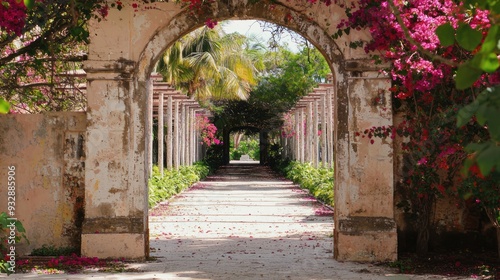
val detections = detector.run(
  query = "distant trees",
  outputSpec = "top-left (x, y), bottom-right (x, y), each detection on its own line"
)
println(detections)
top-left (213, 43), bottom-right (330, 134)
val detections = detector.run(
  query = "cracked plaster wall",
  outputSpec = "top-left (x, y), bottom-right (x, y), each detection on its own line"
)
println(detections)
top-left (0, 113), bottom-right (86, 255)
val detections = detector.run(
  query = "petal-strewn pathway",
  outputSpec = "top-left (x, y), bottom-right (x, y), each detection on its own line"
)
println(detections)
top-left (146, 163), bottom-right (387, 279)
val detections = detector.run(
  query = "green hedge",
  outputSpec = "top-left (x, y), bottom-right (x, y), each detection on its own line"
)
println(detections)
top-left (282, 161), bottom-right (334, 206)
top-left (148, 162), bottom-right (210, 208)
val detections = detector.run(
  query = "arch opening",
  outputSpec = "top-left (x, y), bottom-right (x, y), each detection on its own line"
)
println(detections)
top-left (227, 126), bottom-right (261, 164)
top-left (83, 0), bottom-right (396, 262)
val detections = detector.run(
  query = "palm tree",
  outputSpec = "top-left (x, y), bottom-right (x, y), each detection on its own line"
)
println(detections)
top-left (157, 25), bottom-right (258, 101)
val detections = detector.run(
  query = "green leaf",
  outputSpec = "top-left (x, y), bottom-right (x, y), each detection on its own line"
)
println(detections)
top-left (475, 141), bottom-right (500, 175)
top-left (15, 220), bottom-right (26, 233)
top-left (476, 52), bottom-right (500, 73)
top-left (455, 63), bottom-right (483, 89)
top-left (464, 142), bottom-right (489, 154)
top-left (477, 86), bottom-right (497, 102)
top-left (456, 23), bottom-right (483, 51)
top-left (477, 87), bottom-right (500, 140)
top-left (436, 23), bottom-right (455, 47)
top-left (479, 25), bottom-right (500, 54)
top-left (457, 101), bottom-right (479, 127)
top-left (465, 87), bottom-right (500, 137)
top-left (70, 26), bottom-right (83, 37)
top-left (475, 100), bottom-right (489, 125)
top-left (23, 0), bottom-right (34, 9)
top-left (0, 98), bottom-right (10, 114)
top-left (488, 112), bottom-right (500, 140)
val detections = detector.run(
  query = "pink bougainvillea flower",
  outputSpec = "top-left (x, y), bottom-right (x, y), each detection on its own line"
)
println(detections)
top-left (205, 18), bottom-right (217, 29)
top-left (417, 157), bottom-right (428, 165)
top-left (0, 0), bottom-right (27, 35)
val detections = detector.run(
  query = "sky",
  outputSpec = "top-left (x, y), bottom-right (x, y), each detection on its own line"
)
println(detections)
top-left (220, 20), bottom-right (300, 52)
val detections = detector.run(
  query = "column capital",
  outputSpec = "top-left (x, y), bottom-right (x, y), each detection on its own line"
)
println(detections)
top-left (344, 59), bottom-right (390, 73)
top-left (83, 59), bottom-right (136, 80)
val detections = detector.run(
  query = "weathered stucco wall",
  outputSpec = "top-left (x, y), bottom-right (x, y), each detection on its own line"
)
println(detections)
top-left (0, 113), bottom-right (86, 255)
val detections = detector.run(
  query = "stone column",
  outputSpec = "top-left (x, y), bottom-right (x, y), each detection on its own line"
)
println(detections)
top-left (158, 92), bottom-right (164, 175)
top-left (283, 136), bottom-right (288, 159)
top-left (191, 108), bottom-right (199, 164)
top-left (333, 61), bottom-right (396, 262)
top-left (174, 100), bottom-right (180, 170)
top-left (299, 109), bottom-right (305, 162)
top-left (180, 104), bottom-right (186, 166)
top-left (327, 88), bottom-right (334, 168)
top-left (188, 108), bottom-right (195, 165)
top-left (312, 99), bottom-right (319, 167)
top-left (184, 105), bottom-right (191, 165)
top-left (306, 102), bottom-right (313, 163)
top-left (147, 80), bottom-right (153, 176)
top-left (294, 110), bottom-right (300, 161)
top-left (82, 62), bottom-right (148, 259)
top-left (185, 106), bottom-right (191, 165)
top-left (192, 110), bottom-right (198, 163)
top-left (166, 95), bottom-right (173, 170)
top-left (321, 94), bottom-right (327, 167)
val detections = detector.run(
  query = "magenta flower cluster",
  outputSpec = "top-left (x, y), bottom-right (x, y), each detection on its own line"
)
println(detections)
top-left (195, 114), bottom-right (222, 146)
top-left (338, 0), bottom-right (490, 100)
top-left (339, 0), bottom-right (500, 206)
top-left (0, 0), bottom-right (27, 36)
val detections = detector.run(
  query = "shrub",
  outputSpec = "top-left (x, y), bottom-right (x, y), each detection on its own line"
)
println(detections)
top-left (30, 245), bottom-right (77, 256)
top-left (204, 144), bottom-right (224, 170)
top-left (148, 162), bottom-right (211, 208)
top-left (282, 161), bottom-right (334, 206)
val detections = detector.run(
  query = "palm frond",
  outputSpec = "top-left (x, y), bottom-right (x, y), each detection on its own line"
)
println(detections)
top-left (158, 24), bottom-right (258, 101)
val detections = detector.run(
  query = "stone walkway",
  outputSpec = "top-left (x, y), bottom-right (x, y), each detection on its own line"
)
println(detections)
top-left (7, 163), bottom-right (474, 279)
top-left (148, 163), bottom-right (342, 279)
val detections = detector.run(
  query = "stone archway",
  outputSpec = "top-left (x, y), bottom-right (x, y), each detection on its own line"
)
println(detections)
top-left (82, 0), bottom-right (396, 262)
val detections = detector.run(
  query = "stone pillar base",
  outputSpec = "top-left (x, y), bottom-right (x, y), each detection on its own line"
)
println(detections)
top-left (334, 231), bottom-right (397, 262)
top-left (81, 233), bottom-right (147, 259)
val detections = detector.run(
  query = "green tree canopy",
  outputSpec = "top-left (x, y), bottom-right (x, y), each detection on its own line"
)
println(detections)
top-left (214, 45), bottom-right (330, 131)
